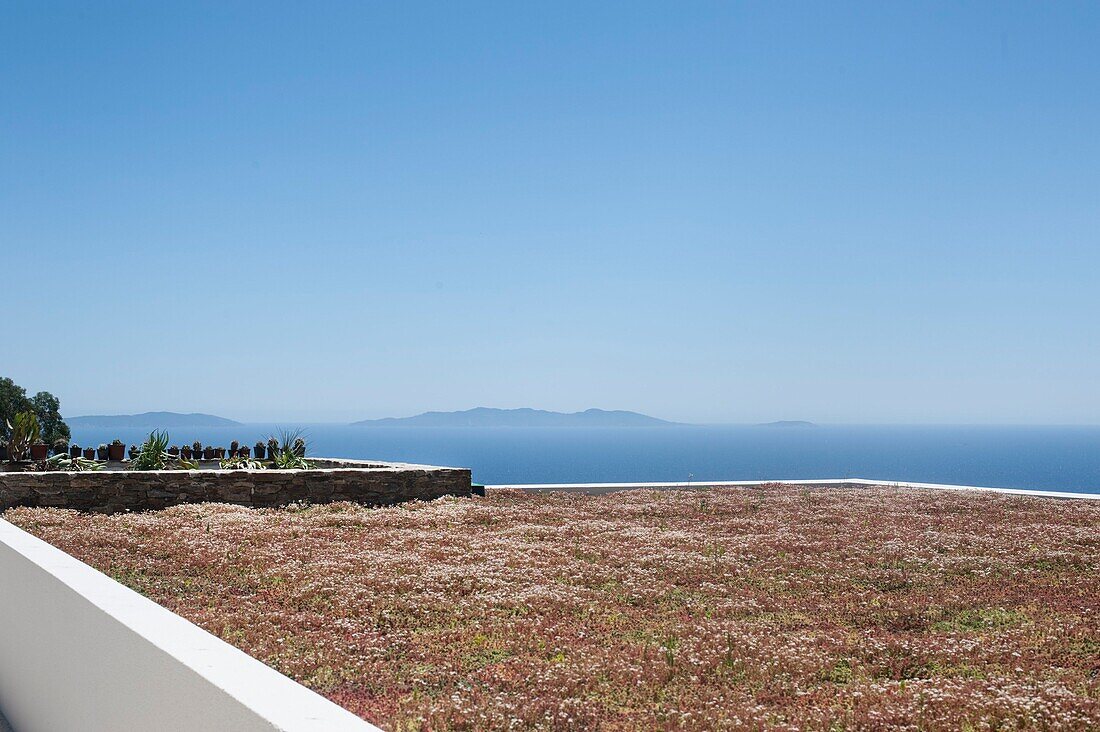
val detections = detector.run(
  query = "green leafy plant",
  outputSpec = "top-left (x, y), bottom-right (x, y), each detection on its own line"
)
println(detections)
top-left (5, 411), bottom-right (40, 462)
top-left (128, 431), bottom-right (168, 470)
top-left (45, 453), bottom-right (104, 472)
top-left (220, 455), bottom-right (265, 470)
top-left (129, 430), bottom-right (198, 471)
top-left (268, 429), bottom-right (313, 469)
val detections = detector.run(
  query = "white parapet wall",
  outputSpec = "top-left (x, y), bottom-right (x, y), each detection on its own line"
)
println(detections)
top-left (488, 477), bottom-right (1100, 500)
top-left (0, 518), bottom-right (381, 732)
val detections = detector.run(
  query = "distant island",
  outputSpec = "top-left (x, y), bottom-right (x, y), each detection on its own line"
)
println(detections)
top-left (351, 407), bottom-right (676, 428)
top-left (66, 412), bottom-right (242, 429)
top-left (756, 420), bottom-right (816, 428)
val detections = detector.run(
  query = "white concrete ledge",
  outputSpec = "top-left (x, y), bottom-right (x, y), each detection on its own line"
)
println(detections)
top-left (487, 478), bottom-right (1100, 500)
top-left (0, 518), bottom-right (381, 732)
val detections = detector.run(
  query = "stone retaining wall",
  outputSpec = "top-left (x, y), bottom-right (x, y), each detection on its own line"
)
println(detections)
top-left (0, 458), bottom-right (471, 513)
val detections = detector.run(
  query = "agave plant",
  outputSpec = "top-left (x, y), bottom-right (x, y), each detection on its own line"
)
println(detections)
top-left (5, 411), bottom-right (40, 462)
top-left (268, 429), bottom-right (313, 469)
top-left (129, 430), bottom-right (199, 471)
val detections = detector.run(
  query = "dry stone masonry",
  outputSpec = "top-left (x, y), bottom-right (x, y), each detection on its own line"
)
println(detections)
top-left (0, 458), bottom-right (471, 513)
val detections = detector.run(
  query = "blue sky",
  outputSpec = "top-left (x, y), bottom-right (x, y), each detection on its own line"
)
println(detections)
top-left (3, 1), bottom-right (1098, 423)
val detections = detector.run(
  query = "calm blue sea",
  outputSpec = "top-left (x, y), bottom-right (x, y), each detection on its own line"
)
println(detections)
top-left (68, 424), bottom-right (1100, 495)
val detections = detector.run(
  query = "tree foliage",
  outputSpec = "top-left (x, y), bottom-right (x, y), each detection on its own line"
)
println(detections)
top-left (0, 377), bottom-right (29, 435)
top-left (31, 390), bottom-right (70, 444)
top-left (0, 376), bottom-right (70, 444)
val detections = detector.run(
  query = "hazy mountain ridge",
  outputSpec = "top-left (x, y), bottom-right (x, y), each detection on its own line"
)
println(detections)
top-left (66, 411), bottom-right (242, 428)
top-left (351, 407), bottom-right (676, 428)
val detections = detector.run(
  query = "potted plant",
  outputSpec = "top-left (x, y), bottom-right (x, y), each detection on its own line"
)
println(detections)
top-left (267, 437), bottom-right (279, 460)
top-left (52, 438), bottom-right (70, 457)
top-left (96, 443), bottom-right (109, 460)
top-left (192, 441), bottom-right (203, 459)
top-left (70, 443), bottom-right (81, 458)
top-left (202, 445), bottom-right (216, 460)
top-left (213, 446), bottom-right (226, 459)
top-left (129, 444), bottom-right (139, 459)
top-left (83, 446), bottom-right (96, 460)
top-left (168, 445), bottom-right (180, 457)
top-left (0, 439), bottom-right (7, 462)
top-left (29, 442), bottom-right (48, 460)
top-left (180, 445), bottom-right (192, 459)
top-left (108, 439), bottom-right (126, 461)
top-left (230, 440), bottom-right (240, 457)
top-left (239, 445), bottom-right (251, 458)
top-left (254, 441), bottom-right (266, 460)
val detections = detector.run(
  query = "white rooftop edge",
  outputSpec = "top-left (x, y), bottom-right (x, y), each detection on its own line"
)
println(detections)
top-left (0, 518), bottom-right (381, 732)
top-left (488, 477), bottom-right (1100, 500)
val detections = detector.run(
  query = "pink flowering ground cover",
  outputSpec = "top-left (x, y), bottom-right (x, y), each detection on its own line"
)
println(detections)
top-left (6, 485), bottom-right (1100, 730)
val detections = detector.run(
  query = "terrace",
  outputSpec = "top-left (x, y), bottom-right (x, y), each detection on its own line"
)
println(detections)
top-left (3, 481), bottom-right (1099, 730)
top-left (0, 432), bottom-right (472, 513)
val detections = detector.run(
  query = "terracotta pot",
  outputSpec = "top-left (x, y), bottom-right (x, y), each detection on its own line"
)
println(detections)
top-left (203, 448), bottom-right (215, 460)
top-left (70, 445), bottom-right (81, 458)
top-left (181, 447), bottom-right (192, 459)
top-left (214, 447), bottom-right (226, 459)
top-left (83, 448), bottom-right (96, 460)
top-left (108, 443), bottom-right (126, 461)
top-left (30, 443), bottom-right (49, 461)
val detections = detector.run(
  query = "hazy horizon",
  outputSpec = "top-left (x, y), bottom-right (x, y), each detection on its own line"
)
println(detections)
top-left (60, 405), bottom-right (1100, 428)
top-left (5, 2), bottom-right (1098, 425)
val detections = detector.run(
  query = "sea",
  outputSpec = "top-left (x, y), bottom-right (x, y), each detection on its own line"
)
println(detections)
top-left (67, 424), bottom-right (1100, 495)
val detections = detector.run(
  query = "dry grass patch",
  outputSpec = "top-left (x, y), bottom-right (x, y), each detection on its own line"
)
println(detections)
top-left (6, 485), bottom-right (1100, 730)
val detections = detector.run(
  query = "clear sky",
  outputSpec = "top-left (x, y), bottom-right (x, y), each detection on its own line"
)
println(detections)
top-left (3, 2), bottom-right (1098, 423)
